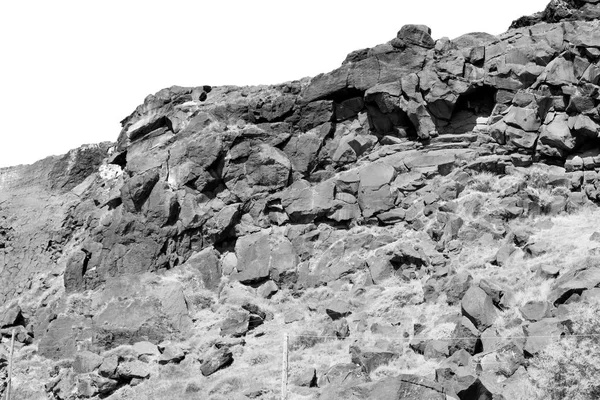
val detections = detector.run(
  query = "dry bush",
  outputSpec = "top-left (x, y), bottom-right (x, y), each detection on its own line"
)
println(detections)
top-left (524, 166), bottom-right (551, 189)
top-left (530, 299), bottom-right (600, 400)
top-left (468, 171), bottom-right (500, 193)
top-left (207, 376), bottom-right (244, 397)
top-left (289, 331), bottom-right (325, 351)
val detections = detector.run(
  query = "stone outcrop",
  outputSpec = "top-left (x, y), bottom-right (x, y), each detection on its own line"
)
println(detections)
top-left (4, 2), bottom-right (600, 399)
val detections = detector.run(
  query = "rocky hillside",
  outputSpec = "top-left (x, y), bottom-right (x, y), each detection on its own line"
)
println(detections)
top-left (3, 2), bottom-right (600, 399)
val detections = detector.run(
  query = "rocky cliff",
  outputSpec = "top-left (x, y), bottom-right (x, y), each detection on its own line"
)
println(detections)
top-left (2, 3), bottom-right (600, 399)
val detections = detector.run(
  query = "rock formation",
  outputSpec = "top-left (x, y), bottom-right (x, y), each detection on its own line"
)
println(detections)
top-left (2, 2), bottom-right (600, 399)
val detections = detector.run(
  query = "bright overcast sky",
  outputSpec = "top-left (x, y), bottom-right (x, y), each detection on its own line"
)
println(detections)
top-left (0, 0), bottom-right (549, 168)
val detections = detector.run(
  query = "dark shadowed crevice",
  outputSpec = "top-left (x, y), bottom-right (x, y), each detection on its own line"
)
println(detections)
top-left (109, 150), bottom-right (127, 169)
top-left (364, 100), bottom-right (418, 140)
top-left (440, 86), bottom-right (497, 135)
top-left (327, 87), bottom-right (365, 104)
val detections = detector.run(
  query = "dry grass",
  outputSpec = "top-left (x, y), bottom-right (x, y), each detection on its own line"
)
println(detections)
top-left (370, 350), bottom-right (441, 381)
top-left (529, 298), bottom-right (600, 400)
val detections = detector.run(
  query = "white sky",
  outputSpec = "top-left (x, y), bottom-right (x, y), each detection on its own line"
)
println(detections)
top-left (0, 0), bottom-right (549, 168)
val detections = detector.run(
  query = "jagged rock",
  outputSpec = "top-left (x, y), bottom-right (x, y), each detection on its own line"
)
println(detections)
top-left (397, 25), bottom-right (435, 48)
top-left (99, 355), bottom-right (119, 378)
top-left (504, 106), bottom-right (541, 132)
top-left (569, 114), bottom-right (599, 138)
top-left (524, 241), bottom-right (549, 257)
top-left (283, 123), bottom-right (331, 174)
top-left (443, 272), bottom-right (473, 305)
top-left (91, 375), bottom-right (119, 396)
top-left (548, 263), bottom-right (600, 305)
top-left (257, 280), bottom-right (279, 298)
top-left (281, 179), bottom-right (335, 222)
top-left (538, 112), bottom-right (575, 158)
top-left (505, 126), bottom-right (538, 150)
top-left (0, 304), bottom-right (22, 328)
top-left (233, 229), bottom-right (297, 284)
top-left (449, 316), bottom-right (480, 355)
top-left (292, 367), bottom-right (317, 387)
top-left (220, 309), bottom-right (250, 337)
top-left (50, 144), bottom-right (110, 191)
top-left (64, 250), bottom-right (91, 293)
top-left (158, 342), bottom-right (186, 365)
top-left (200, 347), bottom-right (233, 376)
top-left (116, 360), bottom-right (151, 380)
top-left (357, 162), bottom-right (396, 218)
top-left (73, 351), bottom-right (103, 374)
top-left (185, 247), bottom-right (222, 290)
top-left (223, 143), bottom-right (291, 201)
top-left (461, 286), bottom-right (498, 331)
top-left (120, 169), bottom-right (160, 212)
top-left (520, 300), bottom-right (551, 321)
top-left (479, 279), bottom-right (510, 309)
top-left (325, 299), bottom-right (352, 320)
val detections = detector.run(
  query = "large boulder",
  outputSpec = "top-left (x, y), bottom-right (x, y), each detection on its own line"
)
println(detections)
top-left (0, 304), bottom-right (23, 328)
top-left (91, 274), bottom-right (191, 349)
top-left (200, 347), bottom-right (234, 376)
top-left (281, 179), bottom-right (335, 222)
top-left (538, 112), bottom-right (576, 158)
top-left (233, 230), bottom-right (298, 284)
top-left (504, 106), bottom-right (541, 132)
top-left (548, 263), bottom-right (600, 305)
top-left (461, 286), bottom-right (498, 331)
top-left (184, 247), bottom-right (222, 290)
top-left (449, 316), bottom-right (480, 355)
top-left (357, 162), bottom-right (396, 218)
top-left (73, 351), bottom-right (104, 374)
top-left (396, 25), bottom-right (435, 49)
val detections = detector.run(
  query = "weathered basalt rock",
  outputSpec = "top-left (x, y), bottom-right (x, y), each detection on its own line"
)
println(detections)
top-left (6, 3), bottom-right (600, 399)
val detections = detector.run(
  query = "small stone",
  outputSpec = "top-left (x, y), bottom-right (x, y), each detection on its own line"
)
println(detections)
top-left (590, 232), bottom-right (600, 242)
top-left (116, 360), bottom-right (151, 379)
top-left (133, 341), bottom-right (160, 356)
top-left (292, 367), bottom-right (317, 387)
top-left (520, 301), bottom-right (550, 322)
top-left (325, 299), bottom-right (352, 320)
top-left (257, 280), bottom-right (278, 299)
top-left (159, 343), bottom-right (186, 365)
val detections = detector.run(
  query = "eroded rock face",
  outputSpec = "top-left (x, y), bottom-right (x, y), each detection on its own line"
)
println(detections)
top-left (5, 3), bottom-right (600, 399)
